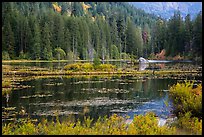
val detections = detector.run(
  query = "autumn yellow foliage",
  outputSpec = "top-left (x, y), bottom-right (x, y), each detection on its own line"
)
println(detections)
top-left (52, 3), bottom-right (61, 13)
top-left (82, 2), bottom-right (91, 12)
top-left (2, 113), bottom-right (176, 135)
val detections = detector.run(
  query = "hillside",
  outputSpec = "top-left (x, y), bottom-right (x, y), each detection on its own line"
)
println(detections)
top-left (2, 2), bottom-right (202, 61)
top-left (130, 2), bottom-right (202, 20)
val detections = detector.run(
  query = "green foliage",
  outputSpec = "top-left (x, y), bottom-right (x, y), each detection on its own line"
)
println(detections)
top-left (2, 2), bottom-right (202, 61)
top-left (64, 63), bottom-right (82, 72)
top-left (2, 80), bottom-right (11, 88)
top-left (176, 112), bottom-right (202, 135)
top-left (2, 19), bottom-right (15, 59)
top-left (41, 23), bottom-right (53, 60)
top-left (2, 51), bottom-right (11, 60)
top-left (128, 112), bottom-right (176, 135)
top-left (2, 113), bottom-right (177, 135)
top-left (2, 79), bottom-right (12, 96)
top-left (81, 63), bottom-right (94, 71)
top-left (96, 64), bottom-right (116, 71)
top-left (54, 48), bottom-right (66, 60)
top-left (64, 63), bottom-right (94, 72)
top-left (121, 53), bottom-right (131, 60)
top-left (64, 63), bottom-right (116, 72)
top-left (66, 51), bottom-right (75, 61)
top-left (31, 23), bottom-right (41, 60)
top-left (19, 51), bottom-right (30, 60)
top-left (169, 81), bottom-right (202, 134)
top-left (110, 45), bottom-right (119, 59)
top-left (169, 80), bottom-right (202, 118)
top-left (93, 57), bottom-right (101, 68)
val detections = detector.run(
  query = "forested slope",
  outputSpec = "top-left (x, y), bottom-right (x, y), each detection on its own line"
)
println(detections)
top-left (2, 2), bottom-right (202, 61)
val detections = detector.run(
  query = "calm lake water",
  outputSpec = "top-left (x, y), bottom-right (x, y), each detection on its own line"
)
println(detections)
top-left (2, 61), bottom-right (202, 123)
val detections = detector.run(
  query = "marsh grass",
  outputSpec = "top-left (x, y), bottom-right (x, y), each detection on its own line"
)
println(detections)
top-left (2, 112), bottom-right (177, 135)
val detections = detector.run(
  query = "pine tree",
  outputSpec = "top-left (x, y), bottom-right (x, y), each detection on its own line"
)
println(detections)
top-left (41, 23), bottom-right (53, 60)
top-left (117, 15), bottom-right (126, 59)
top-left (126, 18), bottom-right (138, 56)
top-left (104, 21), bottom-right (111, 59)
top-left (2, 19), bottom-right (15, 59)
top-left (135, 26), bottom-right (143, 57)
top-left (192, 12), bottom-right (202, 57)
top-left (184, 14), bottom-right (193, 54)
top-left (64, 28), bottom-right (71, 59)
top-left (31, 23), bottom-right (41, 60)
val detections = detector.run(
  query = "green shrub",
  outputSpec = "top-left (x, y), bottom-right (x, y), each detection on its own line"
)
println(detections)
top-left (127, 112), bottom-right (176, 135)
top-left (2, 51), bottom-right (11, 60)
top-left (93, 57), bottom-right (101, 69)
top-left (54, 48), bottom-right (66, 60)
top-left (2, 113), bottom-right (177, 135)
top-left (177, 112), bottom-right (202, 135)
top-left (169, 81), bottom-right (202, 134)
top-left (121, 53), bottom-right (131, 60)
top-left (64, 63), bottom-right (82, 71)
top-left (81, 63), bottom-right (94, 71)
top-left (64, 63), bottom-right (116, 72)
top-left (18, 52), bottom-right (30, 60)
top-left (97, 64), bottom-right (116, 71)
top-left (169, 80), bottom-right (202, 118)
top-left (2, 80), bottom-right (11, 88)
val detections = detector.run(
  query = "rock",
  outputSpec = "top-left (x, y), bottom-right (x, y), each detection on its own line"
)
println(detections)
top-left (139, 57), bottom-right (149, 63)
top-left (157, 118), bottom-right (167, 126)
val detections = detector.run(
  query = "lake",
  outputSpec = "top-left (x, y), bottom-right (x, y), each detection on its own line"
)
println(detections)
top-left (2, 61), bottom-right (202, 124)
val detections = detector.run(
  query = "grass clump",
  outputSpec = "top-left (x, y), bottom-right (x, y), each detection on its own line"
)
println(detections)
top-left (2, 113), bottom-right (176, 135)
top-left (2, 80), bottom-right (11, 88)
top-left (2, 80), bottom-right (12, 95)
top-left (96, 64), bottom-right (116, 71)
top-left (64, 63), bottom-right (116, 72)
top-left (64, 63), bottom-right (83, 71)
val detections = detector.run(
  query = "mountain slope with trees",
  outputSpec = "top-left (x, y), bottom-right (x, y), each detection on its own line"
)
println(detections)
top-left (130, 2), bottom-right (202, 20)
top-left (2, 2), bottom-right (202, 61)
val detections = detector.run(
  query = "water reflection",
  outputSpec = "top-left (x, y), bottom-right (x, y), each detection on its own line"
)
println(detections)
top-left (139, 63), bottom-right (166, 71)
top-left (6, 94), bottom-right (10, 107)
top-left (2, 76), bottom-right (181, 123)
top-left (139, 63), bottom-right (149, 71)
top-left (125, 91), bottom-right (174, 119)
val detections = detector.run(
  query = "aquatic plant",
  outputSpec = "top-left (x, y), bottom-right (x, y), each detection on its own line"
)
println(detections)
top-left (81, 63), bottom-right (94, 71)
top-left (64, 63), bottom-right (116, 72)
top-left (96, 64), bottom-right (116, 71)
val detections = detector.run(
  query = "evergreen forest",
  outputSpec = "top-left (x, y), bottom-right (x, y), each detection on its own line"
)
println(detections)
top-left (2, 2), bottom-right (202, 61)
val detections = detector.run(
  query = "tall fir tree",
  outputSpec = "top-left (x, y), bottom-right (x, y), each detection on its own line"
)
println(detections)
top-left (41, 23), bottom-right (53, 60)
